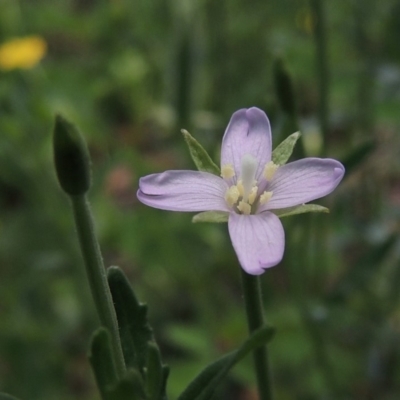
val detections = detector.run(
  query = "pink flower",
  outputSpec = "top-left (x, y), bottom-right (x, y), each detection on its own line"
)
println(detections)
top-left (137, 108), bottom-right (344, 275)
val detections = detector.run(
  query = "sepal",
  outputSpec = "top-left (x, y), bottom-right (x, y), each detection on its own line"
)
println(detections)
top-left (272, 131), bottom-right (301, 165)
top-left (182, 129), bottom-right (220, 175)
top-left (272, 203), bottom-right (329, 218)
top-left (192, 211), bottom-right (229, 223)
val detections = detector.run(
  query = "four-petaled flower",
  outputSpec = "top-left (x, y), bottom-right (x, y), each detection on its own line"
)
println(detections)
top-left (137, 108), bottom-right (345, 275)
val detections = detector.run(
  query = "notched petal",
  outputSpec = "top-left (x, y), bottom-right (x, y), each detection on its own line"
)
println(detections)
top-left (228, 212), bottom-right (285, 275)
top-left (264, 158), bottom-right (345, 210)
top-left (137, 170), bottom-right (229, 212)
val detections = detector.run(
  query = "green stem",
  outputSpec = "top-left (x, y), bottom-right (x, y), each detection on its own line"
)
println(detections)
top-left (240, 270), bottom-right (273, 400)
top-left (71, 195), bottom-right (126, 378)
top-left (311, 0), bottom-right (329, 156)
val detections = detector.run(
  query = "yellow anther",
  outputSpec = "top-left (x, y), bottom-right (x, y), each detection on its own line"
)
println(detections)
top-left (248, 186), bottom-right (258, 205)
top-left (221, 164), bottom-right (235, 179)
top-left (263, 161), bottom-right (279, 181)
top-left (225, 185), bottom-right (240, 207)
top-left (260, 191), bottom-right (273, 205)
top-left (237, 200), bottom-right (251, 215)
top-left (237, 180), bottom-right (244, 197)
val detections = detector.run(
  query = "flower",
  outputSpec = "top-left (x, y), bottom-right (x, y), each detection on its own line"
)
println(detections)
top-left (0, 36), bottom-right (47, 71)
top-left (137, 107), bottom-right (344, 275)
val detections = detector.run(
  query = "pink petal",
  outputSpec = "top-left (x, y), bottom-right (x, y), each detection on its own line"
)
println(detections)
top-left (261, 158), bottom-right (345, 210)
top-left (221, 108), bottom-right (272, 181)
top-left (137, 170), bottom-right (229, 212)
top-left (228, 212), bottom-right (285, 275)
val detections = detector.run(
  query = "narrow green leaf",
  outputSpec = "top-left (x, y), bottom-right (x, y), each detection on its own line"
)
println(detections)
top-left (192, 211), bottom-right (229, 223)
top-left (182, 130), bottom-right (220, 175)
top-left (107, 266), bottom-right (155, 373)
top-left (272, 131), bottom-right (301, 165)
top-left (177, 326), bottom-right (275, 400)
top-left (145, 342), bottom-right (165, 400)
top-left (272, 204), bottom-right (329, 218)
top-left (160, 366), bottom-right (170, 400)
top-left (89, 328), bottom-right (119, 400)
top-left (0, 394), bottom-right (21, 400)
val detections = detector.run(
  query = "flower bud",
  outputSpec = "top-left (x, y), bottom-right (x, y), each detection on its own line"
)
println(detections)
top-left (53, 114), bottom-right (91, 195)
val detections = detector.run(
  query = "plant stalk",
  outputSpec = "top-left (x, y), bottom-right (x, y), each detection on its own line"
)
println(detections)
top-left (71, 194), bottom-right (126, 378)
top-left (240, 270), bottom-right (273, 400)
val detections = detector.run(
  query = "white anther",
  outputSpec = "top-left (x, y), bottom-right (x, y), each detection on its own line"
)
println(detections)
top-left (263, 161), bottom-right (278, 181)
top-left (260, 191), bottom-right (273, 205)
top-left (225, 185), bottom-right (240, 207)
top-left (248, 186), bottom-right (258, 205)
top-left (221, 164), bottom-right (235, 179)
top-left (237, 200), bottom-right (251, 215)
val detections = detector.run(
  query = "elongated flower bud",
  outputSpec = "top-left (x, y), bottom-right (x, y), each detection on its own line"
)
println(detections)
top-left (273, 58), bottom-right (296, 117)
top-left (53, 114), bottom-right (91, 195)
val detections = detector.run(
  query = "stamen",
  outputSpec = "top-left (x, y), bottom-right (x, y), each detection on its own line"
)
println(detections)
top-left (237, 200), bottom-right (251, 215)
top-left (263, 161), bottom-right (278, 181)
top-left (240, 154), bottom-right (258, 200)
top-left (221, 164), bottom-right (235, 179)
top-left (237, 180), bottom-right (244, 197)
top-left (225, 185), bottom-right (240, 207)
top-left (248, 186), bottom-right (258, 205)
top-left (260, 191), bottom-right (273, 205)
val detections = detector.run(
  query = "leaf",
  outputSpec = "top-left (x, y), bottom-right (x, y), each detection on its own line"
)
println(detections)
top-left (272, 204), bottom-right (329, 218)
top-left (192, 211), bottom-right (229, 223)
top-left (145, 342), bottom-right (164, 400)
top-left (0, 394), bottom-right (21, 400)
top-left (107, 266), bottom-right (155, 373)
top-left (89, 327), bottom-right (147, 400)
top-left (177, 326), bottom-right (275, 400)
top-left (272, 131), bottom-right (301, 165)
top-left (182, 130), bottom-right (220, 175)
top-left (108, 267), bottom-right (169, 399)
top-left (89, 328), bottom-right (119, 399)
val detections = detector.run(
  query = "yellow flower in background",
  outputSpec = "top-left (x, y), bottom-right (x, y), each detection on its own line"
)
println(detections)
top-left (0, 35), bottom-right (47, 71)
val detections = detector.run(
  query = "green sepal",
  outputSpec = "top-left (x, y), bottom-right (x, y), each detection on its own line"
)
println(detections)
top-left (107, 266), bottom-right (155, 373)
top-left (145, 342), bottom-right (166, 400)
top-left (192, 211), bottom-right (229, 223)
top-left (272, 131), bottom-right (301, 166)
top-left (177, 325), bottom-right (275, 400)
top-left (0, 394), bottom-right (21, 400)
top-left (89, 327), bottom-right (119, 399)
top-left (53, 114), bottom-right (91, 195)
top-left (182, 129), bottom-right (220, 175)
top-left (273, 58), bottom-right (297, 117)
top-left (272, 204), bottom-right (329, 218)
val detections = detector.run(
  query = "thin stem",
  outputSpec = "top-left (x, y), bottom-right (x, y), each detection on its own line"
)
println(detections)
top-left (240, 269), bottom-right (273, 400)
top-left (311, 0), bottom-right (329, 156)
top-left (71, 195), bottom-right (126, 378)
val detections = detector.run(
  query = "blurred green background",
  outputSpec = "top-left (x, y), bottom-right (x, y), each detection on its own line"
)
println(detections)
top-left (1, 0), bottom-right (400, 399)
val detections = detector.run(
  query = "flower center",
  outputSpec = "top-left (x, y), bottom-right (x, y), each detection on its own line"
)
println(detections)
top-left (223, 155), bottom-right (278, 215)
